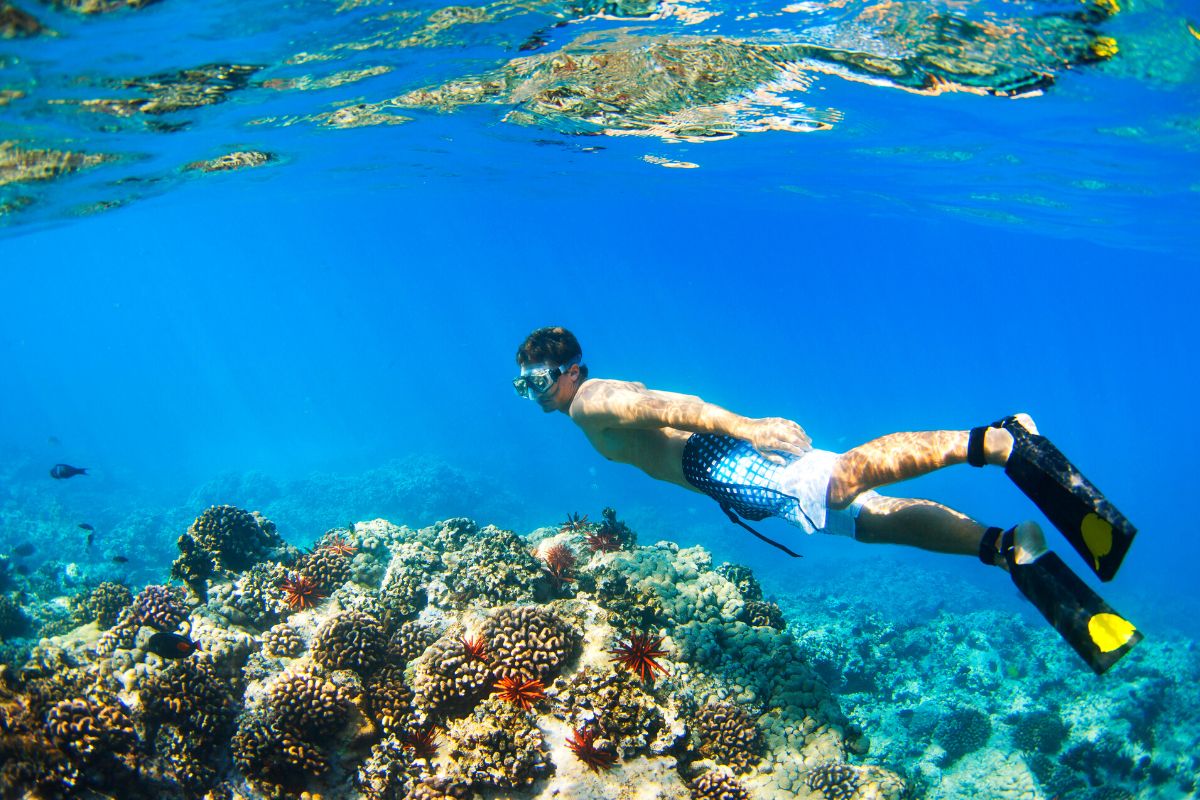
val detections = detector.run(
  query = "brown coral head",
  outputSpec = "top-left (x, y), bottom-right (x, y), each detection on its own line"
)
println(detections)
top-left (492, 676), bottom-right (545, 711)
top-left (566, 726), bottom-right (616, 771)
top-left (541, 542), bottom-right (576, 585)
top-left (402, 725), bottom-right (441, 761)
top-left (609, 631), bottom-right (669, 683)
top-left (279, 573), bottom-right (325, 611)
top-left (459, 633), bottom-right (489, 662)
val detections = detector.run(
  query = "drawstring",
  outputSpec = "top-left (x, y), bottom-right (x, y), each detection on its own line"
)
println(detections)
top-left (719, 503), bottom-right (803, 558)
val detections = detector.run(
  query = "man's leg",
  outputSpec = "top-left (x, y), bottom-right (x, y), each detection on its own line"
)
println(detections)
top-left (852, 495), bottom-right (989, 557)
top-left (826, 413), bottom-right (1037, 509)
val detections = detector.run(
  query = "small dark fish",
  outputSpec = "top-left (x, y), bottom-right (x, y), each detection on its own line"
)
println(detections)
top-left (48, 435), bottom-right (61, 446)
top-left (12, 542), bottom-right (35, 557)
top-left (87, 532), bottom-right (95, 547)
top-left (79, 523), bottom-right (94, 532)
top-left (50, 463), bottom-right (88, 480)
top-left (111, 555), bottom-right (129, 563)
top-left (146, 631), bottom-right (200, 659)
top-left (15, 564), bottom-right (31, 575)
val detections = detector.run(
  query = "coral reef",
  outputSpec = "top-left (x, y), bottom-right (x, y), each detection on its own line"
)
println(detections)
top-left (0, 509), bottom-right (919, 800)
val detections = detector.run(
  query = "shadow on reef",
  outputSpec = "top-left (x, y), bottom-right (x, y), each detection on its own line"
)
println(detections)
top-left (0, 504), bottom-right (909, 799)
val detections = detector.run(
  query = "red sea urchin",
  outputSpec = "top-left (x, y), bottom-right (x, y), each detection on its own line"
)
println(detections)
top-left (560, 512), bottom-right (591, 533)
top-left (585, 528), bottom-right (622, 553)
top-left (492, 676), bottom-right (546, 711)
top-left (541, 542), bottom-right (576, 586)
top-left (279, 573), bottom-right (325, 610)
top-left (320, 535), bottom-right (357, 557)
top-left (460, 633), bottom-right (489, 662)
top-left (402, 726), bottom-right (441, 761)
top-left (566, 727), bottom-right (616, 771)
top-left (609, 631), bottom-right (670, 683)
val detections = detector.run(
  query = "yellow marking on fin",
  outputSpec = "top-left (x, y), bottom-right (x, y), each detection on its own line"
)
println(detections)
top-left (1188, 21), bottom-right (1200, 41)
top-left (1081, 512), bottom-right (1113, 571)
top-left (1092, 0), bottom-right (1120, 16)
top-left (1091, 36), bottom-right (1120, 59)
top-left (1089, 613), bottom-right (1136, 653)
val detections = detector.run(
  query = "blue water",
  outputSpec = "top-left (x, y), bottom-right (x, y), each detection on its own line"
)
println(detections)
top-left (1, 0), bottom-right (1198, 795)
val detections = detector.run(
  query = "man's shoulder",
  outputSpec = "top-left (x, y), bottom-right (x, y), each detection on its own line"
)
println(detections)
top-left (568, 378), bottom-right (647, 424)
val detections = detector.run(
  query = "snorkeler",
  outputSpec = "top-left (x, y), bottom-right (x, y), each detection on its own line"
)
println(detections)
top-left (514, 326), bottom-right (1141, 673)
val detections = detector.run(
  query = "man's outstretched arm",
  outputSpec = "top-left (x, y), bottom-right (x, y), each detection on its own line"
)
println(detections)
top-left (571, 380), bottom-right (811, 463)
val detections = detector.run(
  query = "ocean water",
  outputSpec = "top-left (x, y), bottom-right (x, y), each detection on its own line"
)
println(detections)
top-left (2, 0), bottom-right (1198, 798)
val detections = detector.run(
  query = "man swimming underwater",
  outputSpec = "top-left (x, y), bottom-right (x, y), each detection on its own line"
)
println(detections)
top-left (514, 326), bottom-right (1143, 673)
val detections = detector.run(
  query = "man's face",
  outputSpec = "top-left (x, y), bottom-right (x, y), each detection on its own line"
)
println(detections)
top-left (516, 360), bottom-right (578, 413)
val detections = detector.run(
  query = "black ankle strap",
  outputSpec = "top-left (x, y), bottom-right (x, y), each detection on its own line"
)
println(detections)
top-left (979, 526), bottom-right (1004, 565)
top-left (967, 426), bottom-right (989, 467)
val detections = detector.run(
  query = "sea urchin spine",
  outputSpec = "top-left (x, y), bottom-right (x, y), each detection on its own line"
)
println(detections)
top-left (609, 631), bottom-right (670, 683)
top-left (566, 726), bottom-right (616, 771)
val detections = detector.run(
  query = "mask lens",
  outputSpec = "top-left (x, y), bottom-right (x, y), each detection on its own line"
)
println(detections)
top-left (513, 366), bottom-right (561, 399)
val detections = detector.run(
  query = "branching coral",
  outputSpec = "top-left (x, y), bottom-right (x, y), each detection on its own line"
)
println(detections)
top-left (690, 768), bottom-right (751, 800)
top-left (693, 702), bottom-right (763, 774)
top-left (312, 609), bottom-right (387, 674)
top-left (261, 623), bottom-right (305, 658)
top-left (140, 656), bottom-right (234, 744)
top-left (69, 581), bottom-right (132, 629)
top-left (934, 705), bottom-right (992, 765)
top-left (411, 631), bottom-right (496, 715)
top-left (186, 504), bottom-right (285, 572)
top-left (445, 698), bottom-right (550, 788)
top-left (805, 761), bottom-right (860, 800)
top-left (481, 605), bottom-right (578, 683)
top-left (266, 669), bottom-right (353, 737)
top-left (129, 583), bottom-right (189, 631)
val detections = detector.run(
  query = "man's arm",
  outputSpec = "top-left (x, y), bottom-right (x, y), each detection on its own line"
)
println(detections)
top-left (571, 380), bottom-right (811, 463)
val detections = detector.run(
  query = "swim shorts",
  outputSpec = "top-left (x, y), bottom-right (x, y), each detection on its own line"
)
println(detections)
top-left (681, 432), bottom-right (878, 537)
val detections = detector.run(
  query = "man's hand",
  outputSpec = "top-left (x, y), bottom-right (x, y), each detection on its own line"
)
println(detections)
top-left (746, 417), bottom-right (812, 464)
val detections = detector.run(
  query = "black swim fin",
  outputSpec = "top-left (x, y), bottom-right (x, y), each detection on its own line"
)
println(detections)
top-left (1008, 547), bottom-right (1142, 674)
top-left (973, 416), bottom-right (1137, 582)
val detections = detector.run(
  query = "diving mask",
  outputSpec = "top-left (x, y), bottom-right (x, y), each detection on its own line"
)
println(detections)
top-left (513, 356), bottom-right (580, 399)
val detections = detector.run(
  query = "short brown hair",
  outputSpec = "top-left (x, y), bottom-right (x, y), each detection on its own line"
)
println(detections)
top-left (517, 327), bottom-right (588, 378)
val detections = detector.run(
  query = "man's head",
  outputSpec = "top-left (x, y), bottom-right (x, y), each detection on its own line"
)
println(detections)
top-left (514, 326), bottom-right (588, 413)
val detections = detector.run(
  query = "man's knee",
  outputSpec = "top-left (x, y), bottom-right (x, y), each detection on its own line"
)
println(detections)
top-left (826, 454), bottom-right (864, 510)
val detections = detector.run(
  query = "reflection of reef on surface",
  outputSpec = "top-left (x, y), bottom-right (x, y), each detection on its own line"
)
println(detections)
top-left (0, 506), bottom-right (907, 799)
top-left (47, 0), bottom-right (159, 14)
top-left (0, 141), bottom-right (112, 188)
top-left (391, 2), bottom-right (1118, 141)
top-left (185, 150), bottom-right (273, 173)
top-left (48, 64), bottom-right (261, 123)
top-left (1, 3), bottom-right (43, 36)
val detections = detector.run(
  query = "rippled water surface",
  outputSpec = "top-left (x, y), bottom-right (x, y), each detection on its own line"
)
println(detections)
top-left (1, 0), bottom-right (1197, 250)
